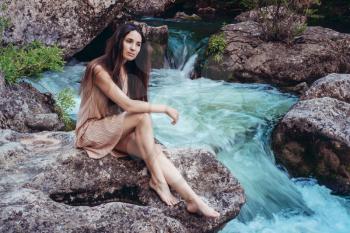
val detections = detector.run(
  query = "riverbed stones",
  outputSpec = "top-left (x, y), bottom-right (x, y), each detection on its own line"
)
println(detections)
top-left (272, 73), bottom-right (350, 194)
top-left (0, 74), bottom-right (64, 132)
top-left (0, 129), bottom-right (246, 233)
top-left (0, 0), bottom-right (175, 58)
top-left (196, 20), bottom-right (350, 94)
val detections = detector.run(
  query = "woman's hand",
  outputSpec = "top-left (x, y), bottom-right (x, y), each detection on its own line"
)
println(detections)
top-left (165, 106), bottom-right (179, 125)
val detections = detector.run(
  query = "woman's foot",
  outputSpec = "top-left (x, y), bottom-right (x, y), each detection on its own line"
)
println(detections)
top-left (149, 178), bottom-right (179, 206)
top-left (186, 197), bottom-right (220, 218)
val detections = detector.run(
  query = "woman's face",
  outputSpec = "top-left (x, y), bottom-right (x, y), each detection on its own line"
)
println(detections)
top-left (122, 30), bottom-right (142, 61)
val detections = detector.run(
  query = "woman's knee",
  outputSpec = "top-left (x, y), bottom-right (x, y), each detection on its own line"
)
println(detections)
top-left (137, 112), bottom-right (152, 126)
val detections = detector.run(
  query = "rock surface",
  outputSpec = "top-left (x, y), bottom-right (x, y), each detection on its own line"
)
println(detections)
top-left (196, 21), bottom-right (350, 94)
top-left (0, 74), bottom-right (64, 133)
top-left (272, 74), bottom-right (350, 194)
top-left (132, 21), bottom-right (169, 69)
top-left (300, 73), bottom-right (350, 103)
top-left (0, 0), bottom-right (175, 58)
top-left (0, 129), bottom-right (245, 233)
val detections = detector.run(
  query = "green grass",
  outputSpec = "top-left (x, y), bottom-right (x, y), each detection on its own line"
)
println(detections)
top-left (207, 32), bottom-right (226, 63)
top-left (0, 40), bottom-right (65, 84)
top-left (55, 88), bottom-right (75, 131)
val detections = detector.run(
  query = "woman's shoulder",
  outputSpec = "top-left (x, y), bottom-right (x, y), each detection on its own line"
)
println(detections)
top-left (87, 58), bottom-right (111, 77)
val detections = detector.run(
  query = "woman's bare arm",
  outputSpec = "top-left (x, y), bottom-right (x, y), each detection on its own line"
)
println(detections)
top-left (92, 64), bottom-right (168, 114)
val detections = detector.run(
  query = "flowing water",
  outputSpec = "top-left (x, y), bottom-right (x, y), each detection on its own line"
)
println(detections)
top-left (24, 18), bottom-right (350, 232)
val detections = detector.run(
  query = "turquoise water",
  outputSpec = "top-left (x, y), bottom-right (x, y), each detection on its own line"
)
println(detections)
top-left (24, 19), bottom-right (350, 232)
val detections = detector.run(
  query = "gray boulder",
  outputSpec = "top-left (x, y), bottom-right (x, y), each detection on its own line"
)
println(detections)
top-left (0, 0), bottom-right (175, 58)
top-left (0, 129), bottom-right (245, 233)
top-left (0, 74), bottom-right (64, 132)
top-left (272, 74), bottom-right (350, 194)
top-left (300, 73), bottom-right (350, 103)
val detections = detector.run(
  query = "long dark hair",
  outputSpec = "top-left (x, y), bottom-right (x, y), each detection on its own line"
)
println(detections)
top-left (80, 23), bottom-right (151, 103)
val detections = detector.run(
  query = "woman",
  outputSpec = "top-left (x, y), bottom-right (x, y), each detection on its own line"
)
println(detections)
top-left (75, 23), bottom-right (220, 218)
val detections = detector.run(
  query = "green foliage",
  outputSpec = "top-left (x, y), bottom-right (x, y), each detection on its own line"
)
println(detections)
top-left (293, 22), bottom-right (307, 36)
top-left (55, 88), bottom-right (75, 131)
top-left (240, 0), bottom-right (320, 43)
top-left (0, 40), bottom-right (65, 84)
top-left (207, 33), bottom-right (226, 63)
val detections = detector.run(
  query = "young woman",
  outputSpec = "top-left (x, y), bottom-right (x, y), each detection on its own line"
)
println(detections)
top-left (75, 23), bottom-right (220, 218)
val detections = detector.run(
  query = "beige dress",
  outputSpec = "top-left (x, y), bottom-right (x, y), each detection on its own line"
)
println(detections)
top-left (74, 62), bottom-right (129, 159)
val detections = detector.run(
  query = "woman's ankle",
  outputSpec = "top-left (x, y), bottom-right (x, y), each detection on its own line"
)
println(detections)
top-left (150, 177), bottom-right (167, 187)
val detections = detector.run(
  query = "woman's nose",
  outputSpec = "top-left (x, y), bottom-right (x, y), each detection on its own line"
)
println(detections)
top-left (130, 43), bottom-right (136, 51)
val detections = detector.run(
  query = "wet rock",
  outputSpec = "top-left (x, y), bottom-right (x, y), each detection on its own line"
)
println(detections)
top-left (174, 12), bottom-right (201, 21)
top-left (272, 74), bottom-right (350, 194)
top-left (0, 129), bottom-right (245, 233)
top-left (195, 21), bottom-right (350, 94)
top-left (194, 1), bottom-right (240, 19)
top-left (0, 74), bottom-right (64, 132)
top-left (0, 0), bottom-right (176, 59)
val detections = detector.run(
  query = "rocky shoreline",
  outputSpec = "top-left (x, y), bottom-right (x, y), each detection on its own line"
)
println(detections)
top-left (189, 8), bottom-right (350, 195)
top-left (0, 1), bottom-right (248, 232)
top-left (1, 0), bottom-right (350, 231)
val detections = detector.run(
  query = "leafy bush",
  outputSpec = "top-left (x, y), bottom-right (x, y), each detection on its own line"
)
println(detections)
top-left (243, 0), bottom-right (320, 43)
top-left (0, 40), bottom-right (65, 84)
top-left (207, 32), bottom-right (226, 63)
top-left (55, 88), bottom-right (75, 131)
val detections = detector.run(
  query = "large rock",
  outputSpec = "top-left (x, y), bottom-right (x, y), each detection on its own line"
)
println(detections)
top-left (272, 74), bottom-right (350, 194)
top-left (0, 129), bottom-right (245, 233)
top-left (300, 73), bottom-right (350, 103)
top-left (0, 0), bottom-right (175, 58)
top-left (0, 74), bottom-right (64, 132)
top-left (196, 21), bottom-right (350, 94)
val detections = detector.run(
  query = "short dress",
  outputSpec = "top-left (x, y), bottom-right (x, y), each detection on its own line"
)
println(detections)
top-left (74, 61), bottom-right (129, 159)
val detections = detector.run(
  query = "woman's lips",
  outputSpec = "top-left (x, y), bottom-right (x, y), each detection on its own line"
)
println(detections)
top-left (128, 52), bottom-right (135, 56)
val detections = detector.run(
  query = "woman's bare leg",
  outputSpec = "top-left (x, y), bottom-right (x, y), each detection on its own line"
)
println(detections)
top-left (154, 144), bottom-right (220, 218)
top-left (115, 113), bottom-right (220, 218)
top-left (115, 112), bottom-right (178, 205)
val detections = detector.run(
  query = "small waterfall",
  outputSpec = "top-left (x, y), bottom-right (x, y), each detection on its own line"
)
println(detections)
top-left (181, 53), bottom-right (198, 78)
